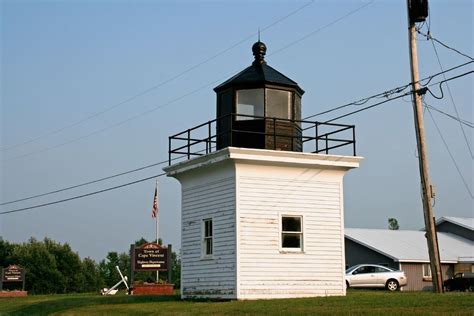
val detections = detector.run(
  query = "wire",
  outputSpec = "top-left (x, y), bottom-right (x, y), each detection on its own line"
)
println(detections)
top-left (0, 173), bottom-right (166, 215)
top-left (429, 34), bottom-right (473, 158)
top-left (3, 70), bottom-right (472, 206)
top-left (2, 78), bottom-right (223, 162)
top-left (424, 104), bottom-right (473, 128)
top-left (426, 71), bottom-right (474, 89)
top-left (417, 30), bottom-right (474, 61)
top-left (0, 159), bottom-right (168, 206)
top-left (304, 61), bottom-right (473, 120)
top-left (427, 87), bottom-right (444, 100)
top-left (2, 69), bottom-right (472, 213)
top-left (269, 0), bottom-right (375, 57)
top-left (425, 103), bottom-right (473, 199)
top-left (0, 0), bottom-right (315, 153)
top-left (419, 60), bottom-right (473, 87)
top-left (303, 85), bottom-right (410, 120)
top-left (323, 92), bottom-right (412, 123)
top-left (1, 1), bottom-right (376, 163)
top-left (320, 71), bottom-right (473, 123)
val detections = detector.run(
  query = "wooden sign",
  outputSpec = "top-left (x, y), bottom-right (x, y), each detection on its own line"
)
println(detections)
top-left (133, 243), bottom-right (168, 271)
top-left (2, 265), bottom-right (24, 282)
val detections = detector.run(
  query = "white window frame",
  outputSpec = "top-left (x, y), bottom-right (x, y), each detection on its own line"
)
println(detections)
top-left (422, 263), bottom-right (432, 279)
top-left (280, 215), bottom-right (304, 252)
top-left (201, 218), bottom-right (213, 259)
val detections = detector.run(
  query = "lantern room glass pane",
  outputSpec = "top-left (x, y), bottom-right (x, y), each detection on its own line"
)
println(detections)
top-left (236, 89), bottom-right (264, 121)
top-left (266, 89), bottom-right (291, 120)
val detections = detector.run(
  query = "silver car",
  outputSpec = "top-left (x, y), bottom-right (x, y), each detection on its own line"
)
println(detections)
top-left (345, 264), bottom-right (407, 291)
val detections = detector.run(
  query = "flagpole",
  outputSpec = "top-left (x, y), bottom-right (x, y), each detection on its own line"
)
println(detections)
top-left (156, 179), bottom-right (159, 283)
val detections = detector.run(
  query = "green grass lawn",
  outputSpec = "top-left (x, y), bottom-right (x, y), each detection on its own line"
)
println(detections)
top-left (0, 290), bottom-right (472, 316)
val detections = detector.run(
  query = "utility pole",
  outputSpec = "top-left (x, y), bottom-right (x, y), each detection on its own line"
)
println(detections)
top-left (406, 0), bottom-right (443, 293)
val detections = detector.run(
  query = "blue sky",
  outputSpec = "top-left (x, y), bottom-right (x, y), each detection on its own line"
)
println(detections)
top-left (1, 0), bottom-right (472, 261)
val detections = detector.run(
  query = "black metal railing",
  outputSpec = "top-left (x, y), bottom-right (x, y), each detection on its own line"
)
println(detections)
top-left (168, 113), bottom-right (356, 165)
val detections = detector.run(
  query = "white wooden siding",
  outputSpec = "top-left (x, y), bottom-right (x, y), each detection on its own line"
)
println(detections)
top-left (181, 175), bottom-right (237, 299)
top-left (165, 147), bottom-right (361, 300)
top-left (237, 171), bottom-right (346, 299)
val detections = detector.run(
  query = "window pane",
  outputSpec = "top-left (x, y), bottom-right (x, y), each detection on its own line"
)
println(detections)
top-left (282, 234), bottom-right (300, 248)
top-left (236, 89), bottom-right (264, 120)
top-left (375, 267), bottom-right (390, 273)
top-left (204, 219), bottom-right (212, 238)
top-left (266, 89), bottom-right (291, 119)
top-left (282, 217), bottom-right (301, 232)
top-left (206, 238), bottom-right (213, 255)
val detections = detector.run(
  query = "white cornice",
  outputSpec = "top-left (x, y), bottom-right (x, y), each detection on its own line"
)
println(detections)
top-left (164, 147), bottom-right (363, 176)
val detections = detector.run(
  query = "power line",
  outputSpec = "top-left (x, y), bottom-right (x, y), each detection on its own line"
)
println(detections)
top-left (0, 159), bottom-right (168, 206)
top-left (2, 69), bottom-right (472, 207)
top-left (304, 61), bottom-right (472, 120)
top-left (269, 0), bottom-right (375, 57)
top-left (428, 35), bottom-right (473, 158)
top-left (424, 104), bottom-right (473, 128)
top-left (318, 71), bottom-right (473, 123)
top-left (417, 30), bottom-right (474, 61)
top-left (2, 1), bottom-right (376, 163)
top-left (324, 91), bottom-right (412, 123)
top-left (0, 173), bottom-right (166, 215)
top-left (424, 103), bottom-right (473, 199)
top-left (0, 0), bottom-right (315, 153)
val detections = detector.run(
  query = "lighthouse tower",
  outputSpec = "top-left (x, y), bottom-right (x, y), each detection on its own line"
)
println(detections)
top-left (164, 42), bottom-right (362, 300)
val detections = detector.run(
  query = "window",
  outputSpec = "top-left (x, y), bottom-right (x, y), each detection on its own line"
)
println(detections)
top-left (281, 216), bottom-right (303, 251)
top-left (236, 89), bottom-right (264, 120)
top-left (354, 266), bottom-right (376, 274)
top-left (266, 89), bottom-right (291, 120)
top-left (202, 219), bottom-right (213, 257)
top-left (374, 266), bottom-right (392, 273)
top-left (422, 263), bottom-right (432, 279)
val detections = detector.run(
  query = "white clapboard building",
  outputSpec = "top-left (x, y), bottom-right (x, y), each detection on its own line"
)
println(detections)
top-left (164, 41), bottom-right (362, 300)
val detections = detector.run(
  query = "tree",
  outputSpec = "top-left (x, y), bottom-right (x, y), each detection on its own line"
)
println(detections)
top-left (388, 218), bottom-right (400, 230)
top-left (0, 239), bottom-right (14, 268)
top-left (81, 257), bottom-right (104, 292)
top-left (44, 238), bottom-right (83, 293)
top-left (12, 238), bottom-right (63, 294)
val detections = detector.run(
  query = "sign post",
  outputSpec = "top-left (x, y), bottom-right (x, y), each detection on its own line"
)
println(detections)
top-left (129, 243), bottom-right (174, 295)
top-left (1, 265), bottom-right (26, 296)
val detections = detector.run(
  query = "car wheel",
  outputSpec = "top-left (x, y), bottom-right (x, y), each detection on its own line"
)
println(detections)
top-left (346, 281), bottom-right (349, 290)
top-left (386, 279), bottom-right (399, 291)
top-left (445, 285), bottom-right (451, 292)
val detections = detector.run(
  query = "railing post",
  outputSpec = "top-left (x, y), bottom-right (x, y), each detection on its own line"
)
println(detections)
top-left (230, 114), bottom-right (233, 147)
top-left (187, 129), bottom-right (191, 159)
top-left (291, 118), bottom-right (294, 151)
top-left (273, 117), bottom-right (276, 150)
top-left (352, 125), bottom-right (356, 156)
top-left (208, 121), bottom-right (211, 154)
top-left (315, 123), bottom-right (319, 153)
top-left (325, 135), bottom-right (329, 154)
top-left (168, 137), bottom-right (172, 165)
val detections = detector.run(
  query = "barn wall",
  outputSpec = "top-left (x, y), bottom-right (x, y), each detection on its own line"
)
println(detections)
top-left (178, 161), bottom-right (237, 299)
top-left (400, 263), bottom-right (452, 291)
top-left (236, 163), bottom-right (348, 299)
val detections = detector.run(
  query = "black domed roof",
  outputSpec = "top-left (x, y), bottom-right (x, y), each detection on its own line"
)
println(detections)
top-left (214, 41), bottom-right (304, 95)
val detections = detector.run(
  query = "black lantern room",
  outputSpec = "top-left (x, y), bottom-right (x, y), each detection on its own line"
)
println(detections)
top-left (214, 41), bottom-right (305, 152)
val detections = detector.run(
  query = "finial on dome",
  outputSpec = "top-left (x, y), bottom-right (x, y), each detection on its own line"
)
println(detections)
top-left (252, 41), bottom-right (267, 66)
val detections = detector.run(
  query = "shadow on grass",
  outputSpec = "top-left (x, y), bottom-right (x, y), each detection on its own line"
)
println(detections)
top-left (8, 294), bottom-right (181, 316)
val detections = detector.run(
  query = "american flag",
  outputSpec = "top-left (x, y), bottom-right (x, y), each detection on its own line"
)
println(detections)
top-left (152, 181), bottom-right (158, 219)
